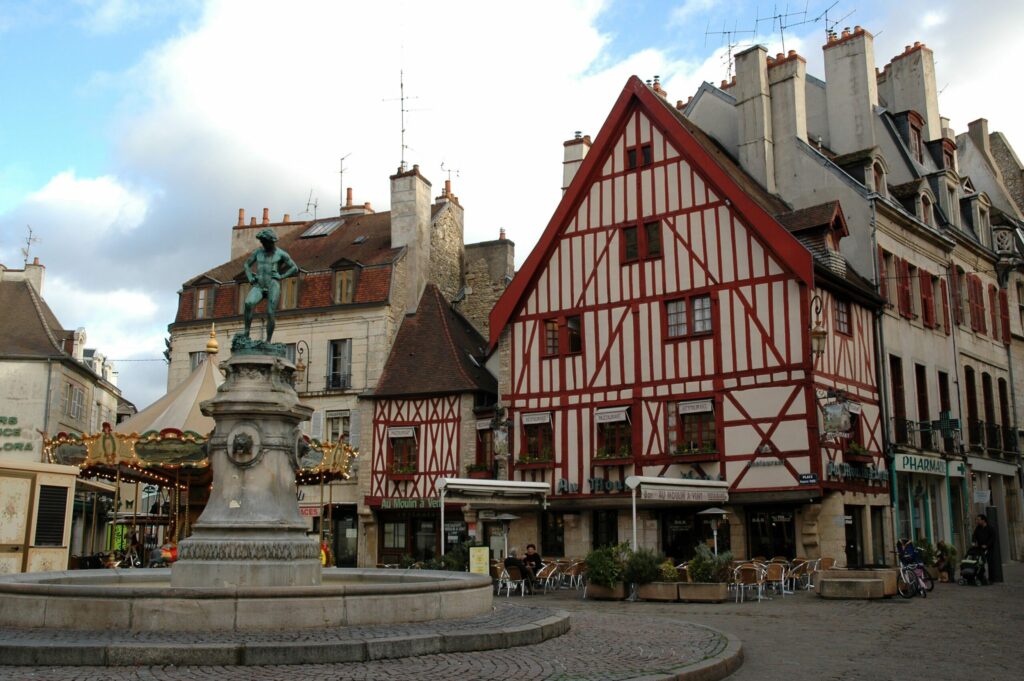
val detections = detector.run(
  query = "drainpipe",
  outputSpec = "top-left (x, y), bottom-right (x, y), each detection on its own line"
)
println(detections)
top-left (946, 252), bottom-right (970, 552)
top-left (43, 358), bottom-right (54, 450)
top-left (868, 196), bottom-right (897, 557)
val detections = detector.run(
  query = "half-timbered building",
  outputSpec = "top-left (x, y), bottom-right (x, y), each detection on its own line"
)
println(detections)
top-left (489, 76), bottom-right (889, 565)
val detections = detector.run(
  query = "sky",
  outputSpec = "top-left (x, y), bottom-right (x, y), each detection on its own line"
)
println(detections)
top-left (1, 0), bottom-right (1022, 410)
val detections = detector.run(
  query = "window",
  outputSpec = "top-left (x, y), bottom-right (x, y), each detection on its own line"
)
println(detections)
top-left (61, 382), bottom-right (85, 421)
top-left (522, 415), bottom-right (554, 462)
top-left (596, 407), bottom-right (631, 458)
top-left (890, 355), bottom-right (907, 444)
top-left (334, 269), bottom-right (356, 304)
top-left (915, 364), bottom-right (931, 450)
top-left (910, 126), bottom-right (923, 163)
top-left (326, 410), bottom-right (350, 443)
top-left (283, 343), bottom-right (297, 363)
top-left (542, 316), bottom-right (583, 356)
top-left (33, 486), bottom-right (68, 547)
top-left (907, 263), bottom-right (919, 317)
top-left (878, 248), bottom-right (892, 305)
top-left (327, 339), bottom-right (352, 389)
top-left (835, 298), bottom-right (852, 336)
top-left (989, 285), bottom-right (999, 342)
top-left (280, 276), bottom-right (299, 310)
top-left (919, 271), bottom-right (936, 329)
top-left (383, 522), bottom-right (406, 549)
top-left (894, 257), bottom-right (913, 317)
top-left (389, 430), bottom-right (417, 474)
top-left (592, 509), bottom-right (619, 549)
top-left (947, 185), bottom-right (959, 227)
top-left (938, 371), bottom-right (954, 453)
top-left (872, 163), bottom-right (886, 196)
top-left (967, 275), bottom-right (986, 334)
top-left (665, 294), bottom-right (713, 339)
top-left (195, 286), bottom-right (214, 319)
top-left (1017, 282), bottom-right (1024, 330)
top-left (667, 400), bottom-right (716, 455)
top-left (541, 512), bottom-right (565, 558)
top-left (621, 220), bottom-right (662, 262)
top-left (566, 315), bottom-right (582, 353)
top-left (476, 428), bottom-right (494, 468)
top-left (189, 351), bottom-right (207, 371)
top-left (920, 195), bottom-right (933, 226)
top-left (237, 282), bottom-right (251, 314)
top-left (964, 366), bottom-right (980, 446)
top-left (626, 143), bottom-right (652, 170)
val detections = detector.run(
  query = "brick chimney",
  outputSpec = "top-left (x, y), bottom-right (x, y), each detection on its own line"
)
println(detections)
top-left (390, 164), bottom-right (433, 313)
top-left (734, 45), bottom-right (776, 193)
top-left (823, 26), bottom-right (878, 154)
top-left (562, 131), bottom-right (592, 194)
top-left (877, 42), bottom-right (940, 142)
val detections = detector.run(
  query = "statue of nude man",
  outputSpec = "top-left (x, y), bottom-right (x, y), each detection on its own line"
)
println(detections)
top-left (242, 228), bottom-right (299, 342)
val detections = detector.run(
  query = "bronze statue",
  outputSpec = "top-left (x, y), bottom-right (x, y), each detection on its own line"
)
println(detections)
top-left (242, 229), bottom-right (299, 342)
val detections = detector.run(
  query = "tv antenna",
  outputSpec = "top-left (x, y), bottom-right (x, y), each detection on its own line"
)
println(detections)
top-left (299, 189), bottom-right (318, 221)
top-left (809, 2), bottom-right (855, 42)
top-left (21, 225), bottom-right (40, 265)
top-left (704, 19), bottom-right (756, 81)
top-left (383, 70), bottom-right (420, 172)
top-left (338, 152), bottom-right (351, 214)
top-left (755, 1), bottom-right (812, 54)
top-left (440, 162), bottom-right (460, 183)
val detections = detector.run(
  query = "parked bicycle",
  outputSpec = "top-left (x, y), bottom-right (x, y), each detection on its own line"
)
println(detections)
top-left (896, 539), bottom-right (934, 598)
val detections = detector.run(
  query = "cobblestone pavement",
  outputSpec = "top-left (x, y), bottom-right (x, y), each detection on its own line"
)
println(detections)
top-left (2, 562), bottom-right (1021, 681)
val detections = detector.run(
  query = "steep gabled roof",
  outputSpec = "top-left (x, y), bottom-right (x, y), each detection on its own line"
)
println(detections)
top-left (488, 76), bottom-right (812, 348)
top-left (372, 284), bottom-right (496, 398)
top-left (0, 280), bottom-right (68, 358)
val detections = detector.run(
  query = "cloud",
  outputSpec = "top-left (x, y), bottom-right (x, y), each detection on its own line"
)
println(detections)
top-left (669, 0), bottom-right (721, 27)
top-left (75, 0), bottom-right (195, 34)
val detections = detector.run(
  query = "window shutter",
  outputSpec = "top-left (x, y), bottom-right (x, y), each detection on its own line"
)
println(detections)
top-left (940, 278), bottom-right (951, 335)
top-left (967, 276), bottom-right (978, 331)
top-left (311, 411), bottom-right (324, 440)
top-left (898, 259), bottom-right (912, 318)
top-left (34, 485), bottom-right (68, 547)
top-left (950, 267), bottom-right (962, 325)
top-left (920, 269), bottom-right (934, 327)
top-left (976, 278), bottom-right (986, 334)
top-left (878, 247), bottom-right (888, 302)
top-left (988, 286), bottom-right (998, 341)
top-left (1000, 289), bottom-right (1011, 346)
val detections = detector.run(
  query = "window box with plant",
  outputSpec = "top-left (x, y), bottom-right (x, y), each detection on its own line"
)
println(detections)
top-left (519, 419), bottom-right (555, 468)
top-left (584, 543), bottom-right (630, 600)
top-left (517, 448), bottom-right (555, 468)
top-left (465, 462), bottom-right (493, 479)
top-left (677, 544), bottom-right (732, 603)
top-left (593, 443), bottom-right (633, 465)
top-left (388, 462), bottom-right (417, 480)
top-left (667, 401), bottom-right (718, 460)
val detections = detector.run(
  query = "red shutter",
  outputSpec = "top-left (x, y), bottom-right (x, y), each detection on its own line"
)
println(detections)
top-left (878, 247), bottom-right (888, 303)
top-left (1000, 289), bottom-right (1011, 346)
top-left (920, 270), bottom-right (934, 327)
top-left (940, 278), bottom-right (951, 335)
top-left (990, 285), bottom-right (1000, 341)
top-left (951, 268), bottom-right (962, 325)
top-left (899, 259), bottom-right (913, 318)
top-left (973, 277), bottom-right (986, 334)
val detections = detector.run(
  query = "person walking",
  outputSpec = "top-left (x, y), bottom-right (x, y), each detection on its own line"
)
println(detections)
top-left (971, 514), bottom-right (997, 584)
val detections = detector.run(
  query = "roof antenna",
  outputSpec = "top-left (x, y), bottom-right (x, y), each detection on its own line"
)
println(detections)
top-left (21, 225), bottom-right (41, 265)
top-left (704, 18), bottom-right (756, 81)
top-left (810, 1), bottom-right (855, 42)
top-left (755, 1), bottom-right (812, 54)
top-left (383, 69), bottom-right (420, 172)
top-left (338, 152), bottom-right (351, 215)
top-left (441, 161), bottom-right (460, 183)
top-left (299, 189), bottom-right (318, 220)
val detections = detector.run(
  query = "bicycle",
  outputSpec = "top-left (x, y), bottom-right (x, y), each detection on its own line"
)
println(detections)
top-left (896, 559), bottom-right (932, 598)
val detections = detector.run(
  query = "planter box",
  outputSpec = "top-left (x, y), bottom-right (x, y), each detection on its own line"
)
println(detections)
top-left (592, 457), bottom-right (634, 466)
top-left (637, 582), bottom-right (678, 602)
top-left (389, 473), bottom-right (416, 481)
top-left (586, 582), bottom-right (627, 600)
top-left (820, 569), bottom-right (898, 597)
top-left (467, 470), bottom-right (493, 479)
top-left (677, 582), bottom-right (728, 603)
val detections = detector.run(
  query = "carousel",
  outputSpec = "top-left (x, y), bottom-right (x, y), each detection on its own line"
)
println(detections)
top-left (42, 326), bottom-right (357, 568)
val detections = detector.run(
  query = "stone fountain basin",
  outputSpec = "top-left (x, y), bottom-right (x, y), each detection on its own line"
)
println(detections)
top-left (0, 568), bottom-right (493, 632)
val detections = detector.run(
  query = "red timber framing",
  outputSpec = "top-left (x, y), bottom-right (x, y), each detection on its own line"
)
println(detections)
top-left (489, 76), bottom-right (888, 503)
top-left (367, 396), bottom-right (461, 503)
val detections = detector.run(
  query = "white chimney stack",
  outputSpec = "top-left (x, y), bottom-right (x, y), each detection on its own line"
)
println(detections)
top-left (823, 27), bottom-right (878, 155)
top-left (734, 45), bottom-right (776, 193)
top-left (562, 132), bottom-right (592, 194)
top-left (390, 164), bottom-right (432, 313)
top-left (877, 42), bottom-right (940, 142)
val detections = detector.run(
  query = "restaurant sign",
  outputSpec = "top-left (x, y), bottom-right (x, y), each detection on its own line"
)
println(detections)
top-left (380, 497), bottom-right (441, 510)
top-left (640, 487), bottom-right (728, 503)
top-left (826, 461), bottom-right (887, 482)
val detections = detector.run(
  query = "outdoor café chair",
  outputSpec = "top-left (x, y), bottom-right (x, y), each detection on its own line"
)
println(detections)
top-left (764, 561), bottom-right (788, 596)
top-left (734, 563), bottom-right (765, 603)
top-left (535, 562), bottom-right (560, 593)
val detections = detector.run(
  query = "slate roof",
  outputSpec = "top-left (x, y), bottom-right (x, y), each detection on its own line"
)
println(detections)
top-left (372, 284), bottom-right (496, 398)
top-left (775, 201), bottom-right (845, 234)
top-left (0, 280), bottom-right (68, 358)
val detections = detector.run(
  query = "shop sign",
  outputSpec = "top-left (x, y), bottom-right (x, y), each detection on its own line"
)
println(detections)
top-left (799, 473), bottom-right (819, 485)
top-left (974, 490), bottom-right (991, 504)
top-left (826, 461), bottom-right (887, 482)
top-left (823, 402), bottom-right (852, 434)
top-left (589, 477), bottom-right (626, 492)
top-left (300, 506), bottom-right (321, 517)
top-left (557, 479), bottom-right (580, 493)
top-left (749, 458), bottom-right (784, 467)
top-left (522, 412), bottom-right (551, 425)
top-left (640, 487), bottom-right (728, 503)
top-left (678, 400), bottom-right (713, 415)
top-left (469, 546), bottom-right (490, 575)
top-left (595, 406), bottom-right (629, 423)
top-left (0, 415), bottom-right (34, 452)
top-left (387, 426), bottom-right (415, 439)
top-left (895, 454), bottom-right (946, 476)
top-left (475, 419), bottom-right (491, 431)
top-left (380, 497), bottom-right (441, 510)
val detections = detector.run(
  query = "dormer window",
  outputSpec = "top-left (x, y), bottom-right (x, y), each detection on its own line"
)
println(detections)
top-left (872, 162), bottom-right (887, 197)
top-left (946, 184), bottom-right (959, 227)
top-left (920, 195), bottom-right (933, 226)
top-left (195, 286), bottom-right (214, 319)
top-left (334, 268), bottom-right (356, 304)
top-left (280, 276), bottom-right (299, 310)
top-left (910, 126), bottom-right (923, 163)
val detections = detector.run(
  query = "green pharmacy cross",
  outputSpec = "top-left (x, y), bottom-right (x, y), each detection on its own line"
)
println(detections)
top-left (926, 410), bottom-right (961, 439)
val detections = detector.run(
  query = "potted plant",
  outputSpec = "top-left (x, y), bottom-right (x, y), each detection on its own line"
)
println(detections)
top-left (466, 462), bottom-right (492, 479)
top-left (935, 540), bottom-right (957, 583)
top-left (678, 544), bottom-right (731, 602)
top-left (632, 553), bottom-right (678, 602)
top-left (584, 543), bottom-right (629, 600)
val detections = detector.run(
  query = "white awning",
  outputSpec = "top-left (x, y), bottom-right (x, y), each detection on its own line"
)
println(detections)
top-left (595, 405), bottom-right (630, 423)
top-left (625, 475), bottom-right (730, 550)
top-left (967, 456), bottom-right (1019, 477)
top-left (678, 400), bottom-right (713, 414)
top-left (522, 412), bottom-right (551, 425)
top-left (387, 426), bottom-right (416, 439)
top-left (437, 478), bottom-right (549, 558)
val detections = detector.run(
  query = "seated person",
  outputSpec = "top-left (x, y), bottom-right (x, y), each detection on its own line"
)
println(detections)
top-left (504, 550), bottom-right (535, 594)
top-left (523, 543), bottom-right (543, 573)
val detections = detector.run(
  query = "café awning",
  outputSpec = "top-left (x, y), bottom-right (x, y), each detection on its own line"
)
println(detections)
top-left (624, 475), bottom-right (730, 549)
top-left (436, 478), bottom-right (549, 556)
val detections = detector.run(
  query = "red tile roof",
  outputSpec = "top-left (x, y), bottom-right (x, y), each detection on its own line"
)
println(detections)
top-left (372, 284), bottom-right (496, 398)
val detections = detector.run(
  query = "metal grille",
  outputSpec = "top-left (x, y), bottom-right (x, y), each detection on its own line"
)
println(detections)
top-left (34, 485), bottom-right (68, 547)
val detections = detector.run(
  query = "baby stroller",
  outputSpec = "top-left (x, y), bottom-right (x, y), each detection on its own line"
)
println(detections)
top-left (958, 546), bottom-right (987, 586)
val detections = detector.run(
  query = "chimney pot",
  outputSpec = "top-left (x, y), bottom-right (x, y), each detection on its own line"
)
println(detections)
top-left (499, 228), bottom-right (506, 240)
top-left (250, 217), bottom-right (257, 225)
top-left (283, 213), bottom-right (290, 223)
top-left (776, 52), bottom-right (784, 61)
top-left (238, 208), bottom-right (245, 226)
top-left (842, 29), bottom-right (851, 38)
top-left (721, 79), bottom-right (729, 88)
top-left (363, 202), bottom-right (372, 211)
top-left (33, 257), bottom-right (39, 265)
top-left (913, 41), bottom-right (921, 48)
top-left (854, 25), bottom-right (862, 33)
top-left (788, 50), bottom-right (797, 57)
top-left (654, 75), bottom-right (660, 84)
top-left (574, 130), bottom-right (582, 139)
top-left (444, 179), bottom-right (451, 196)
top-left (676, 99), bottom-right (684, 109)
top-left (262, 208), bottom-right (269, 225)
top-left (412, 164), bottom-right (419, 173)
top-left (346, 187), bottom-right (353, 207)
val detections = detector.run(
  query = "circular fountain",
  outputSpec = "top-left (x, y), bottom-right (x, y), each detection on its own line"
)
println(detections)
top-left (0, 347), bottom-right (563, 666)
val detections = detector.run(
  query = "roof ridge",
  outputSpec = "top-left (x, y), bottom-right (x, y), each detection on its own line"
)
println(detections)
top-left (23, 281), bottom-right (66, 355)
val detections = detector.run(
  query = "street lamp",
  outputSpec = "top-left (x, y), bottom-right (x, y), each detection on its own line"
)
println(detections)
top-left (294, 340), bottom-right (310, 392)
top-left (698, 507), bottom-right (728, 556)
top-left (809, 294), bottom-right (827, 357)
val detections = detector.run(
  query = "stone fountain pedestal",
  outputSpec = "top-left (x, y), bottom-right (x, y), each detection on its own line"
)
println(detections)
top-left (171, 349), bottom-right (319, 588)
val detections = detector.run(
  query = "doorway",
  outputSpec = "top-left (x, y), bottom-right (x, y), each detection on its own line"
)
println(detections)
top-left (330, 505), bottom-right (358, 567)
top-left (844, 505), bottom-right (864, 567)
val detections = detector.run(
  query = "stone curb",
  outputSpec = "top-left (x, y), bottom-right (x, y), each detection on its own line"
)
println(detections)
top-left (645, 626), bottom-right (743, 681)
top-left (0, 610), bottom-right (573, 667)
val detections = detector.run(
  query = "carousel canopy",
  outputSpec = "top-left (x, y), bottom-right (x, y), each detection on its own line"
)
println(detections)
top-left (115, 350), bottom-right (223, 437)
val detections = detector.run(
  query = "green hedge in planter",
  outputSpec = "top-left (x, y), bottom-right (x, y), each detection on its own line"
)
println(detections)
top-left (585, 543), bottom-right (631, 588)
top-left (687, 544), bottom-right (733, 583)
top-left (624, 548), bottom-right (664, 586)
